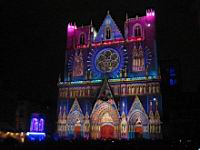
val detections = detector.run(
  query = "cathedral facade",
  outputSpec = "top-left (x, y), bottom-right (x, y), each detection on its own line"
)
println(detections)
top-left (57, 9), bottom-right (162, 140)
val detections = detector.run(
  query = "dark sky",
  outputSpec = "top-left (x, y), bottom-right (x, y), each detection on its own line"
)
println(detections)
top-left (1, 0), bottom-right (200, 108)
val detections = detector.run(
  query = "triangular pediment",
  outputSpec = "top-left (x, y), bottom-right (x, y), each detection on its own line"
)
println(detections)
top-left (95, 12), bottom-right (123, 42)
top-left (98, 79), bottom-right (114, 100)
top-left (128, 96), bottom-right (146, 116)
top-left (69, 98), bottom-right (83, 114)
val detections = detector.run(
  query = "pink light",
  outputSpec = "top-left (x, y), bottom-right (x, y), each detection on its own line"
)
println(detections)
top-left (146, 9), bottom-right (155, 17)
top-left (137, 37), bottom-right (142, 41)
top-left (68, 23), bottom-right (77, 32)
top-left (127, 36), bottom-right (143, 42)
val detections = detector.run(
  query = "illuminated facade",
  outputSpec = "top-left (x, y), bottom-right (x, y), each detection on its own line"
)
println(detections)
top-left (57, 9), bottom-right (162, 140)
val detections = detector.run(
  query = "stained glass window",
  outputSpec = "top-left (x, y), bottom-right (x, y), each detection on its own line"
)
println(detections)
top-left (95, 49), bottom-right (120, 73)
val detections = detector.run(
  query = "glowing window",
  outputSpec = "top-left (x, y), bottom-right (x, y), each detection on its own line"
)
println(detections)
top-left (134, 25), bottom-right (142, 37)
top-left (30, 116), bottom-right (45, 132)
top-left (39, 119), bottom-right (44, 132)
top-left (105, 26), bottom-right (111, 39)
top-left (169, 79), bottom-right (176, 86)
top-left (169, 66), bottom-right (176, 86)
top-left (79, 33), bottom-right (85, 45)
top-left (30, 118), bottom-right (39, 132)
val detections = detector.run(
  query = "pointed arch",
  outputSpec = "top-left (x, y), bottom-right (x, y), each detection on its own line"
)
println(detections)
top-left (90, 99), bottom-right (120, 139)
top-left (66, 98), bottom-right (84, 138)
top-left (79, 32), bottom-right (85, 45)
top-left (133, 23), bottom-right (143, 37)
top-left (128, 96), bottom-right (149, 137)
top-left (105, 26), bottom-right (111, 39)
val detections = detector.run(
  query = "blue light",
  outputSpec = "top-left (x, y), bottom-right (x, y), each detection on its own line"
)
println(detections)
top-left (26, 132), bottom-right (46, 136)
top-left (26, 132), bottom-right (46, 141)
top-left (71, 81), bottom-right (84, 84)
top-left (28, 113), bottom-right (46, 141)
top-left (169, 66), bottom-right (176, 77)
top-left (169, 79), bottom-right (176, 86)
top-left (91, 79), bottom-right (102, 83)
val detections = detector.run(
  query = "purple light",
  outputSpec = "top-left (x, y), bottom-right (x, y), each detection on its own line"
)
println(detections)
top-left (30, 115), bottom-right (45, 132)
top-left (30, 118), bottom-right (39, 132)
top-left (39, 119), bottom-right (44, 132)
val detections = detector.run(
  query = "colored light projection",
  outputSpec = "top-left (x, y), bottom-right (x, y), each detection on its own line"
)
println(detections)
top-left (67, 23), bottom-right (77, 32)
top-left (58, 9), bottom-right (162, 140)
top-left (89, 46), bottom-right (126, 79)
top-left (146, 9), bottom-right (155, 17)
top-left (95, 48), bottom-right (120, 73)
top-left (26, 113), bottom-right (46, 141)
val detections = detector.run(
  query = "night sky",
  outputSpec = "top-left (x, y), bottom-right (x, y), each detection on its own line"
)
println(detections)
top-left (1, 0), bottom-right (199, 111)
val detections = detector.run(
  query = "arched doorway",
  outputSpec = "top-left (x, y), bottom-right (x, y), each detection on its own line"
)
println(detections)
top-left (134, 116), bottom-right (143, 134)
top-left (101, 124), bottom-right (114, 139)
top-left (100, 112), bottom-right (114, 139)
top-left (90, 100), bottom-right (120, 139)
top-left (74, 119), bottom-right (81, 139)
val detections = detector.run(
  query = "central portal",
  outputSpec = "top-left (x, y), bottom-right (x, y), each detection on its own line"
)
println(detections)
top-left (100, 112), bottom-right (114, 139)
top-left (101, 125), bottom-right (114, 139)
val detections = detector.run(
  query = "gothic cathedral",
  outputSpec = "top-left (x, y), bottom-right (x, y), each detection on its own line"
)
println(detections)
top-left (57, 9), bottom-right (162, 140)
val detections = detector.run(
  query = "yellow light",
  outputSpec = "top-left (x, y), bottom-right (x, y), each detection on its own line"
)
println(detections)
top-left (20, 137), bottom-right (25, 143)
top-left (10, 133), bottom-right (14, 136)
top-left (20, 132), bottom-right (24, 136)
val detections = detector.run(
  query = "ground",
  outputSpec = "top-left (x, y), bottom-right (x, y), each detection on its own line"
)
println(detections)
top-left (0, 138), bottom-right (199, 150)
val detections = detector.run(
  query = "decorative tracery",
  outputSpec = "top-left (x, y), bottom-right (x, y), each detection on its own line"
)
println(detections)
top-left (132, 43), bottom-right (145, 72)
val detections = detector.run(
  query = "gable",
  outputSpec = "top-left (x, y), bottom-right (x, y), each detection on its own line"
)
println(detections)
top-left (128, 96), bottom-right (146, 115)
top-left (69, 98), bottom-right (83, 115)
top-left (98, 79), bottom-right (114, 100)
top-left (95, 13), bottom-right (123, 42)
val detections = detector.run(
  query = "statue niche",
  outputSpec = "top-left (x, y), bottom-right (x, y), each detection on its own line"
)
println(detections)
top-left (73, 50), bottom-right (84, 77)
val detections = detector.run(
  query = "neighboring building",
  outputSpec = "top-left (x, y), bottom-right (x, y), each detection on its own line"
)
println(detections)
top-left (160, 59), bottom-right (200, 140)
top-left (57, 10), bottom-right (162, 140)
top-left (159, 59), bottom-right (182, 95)
top-left (159, 59), bottom-right (182, 139)
top-left (16, 100), bottom-right (29, 132)
top-left (0, 90), bottom-right (17, 131)
top-left (15, 100), bottom-right (47, 133)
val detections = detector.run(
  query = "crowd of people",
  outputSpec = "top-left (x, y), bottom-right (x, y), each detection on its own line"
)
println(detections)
top-left (0, 137), bottom-right (199, 150)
